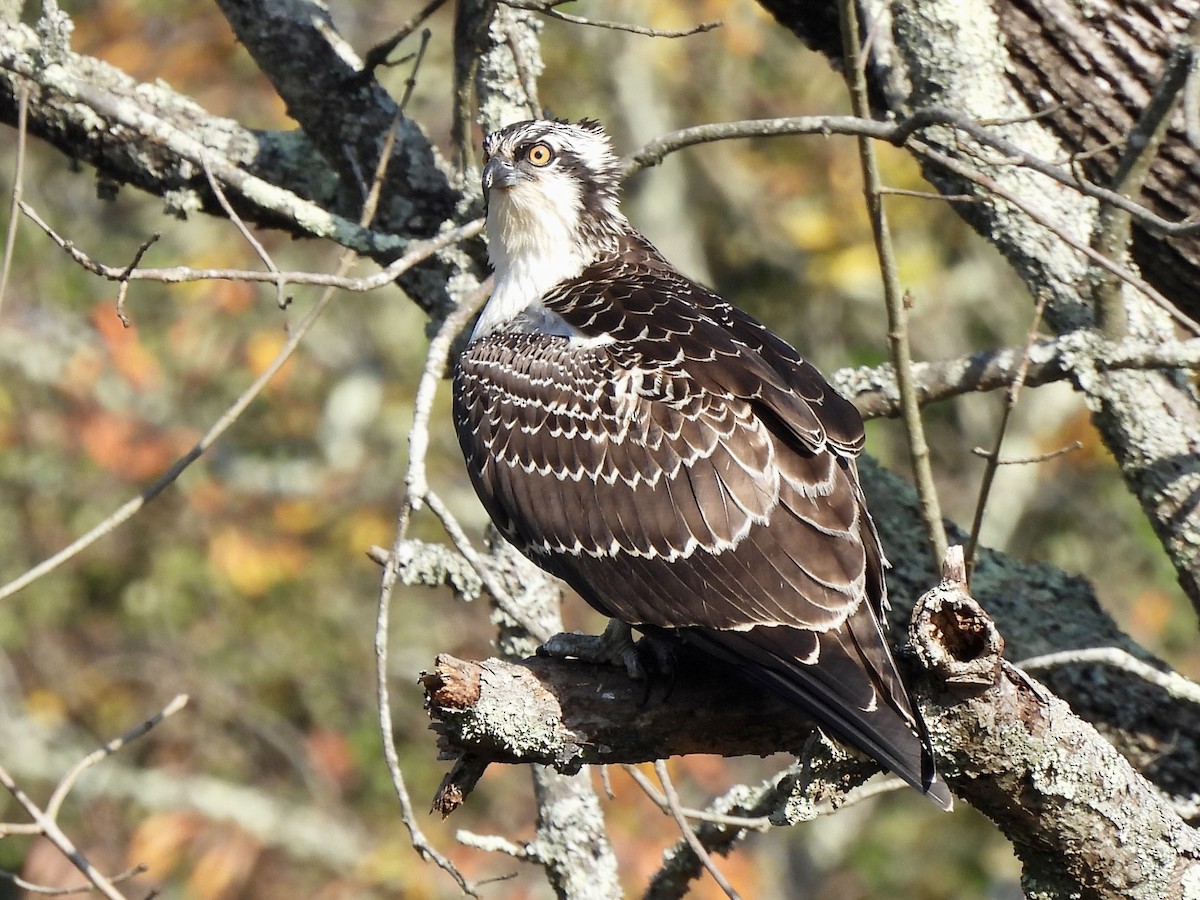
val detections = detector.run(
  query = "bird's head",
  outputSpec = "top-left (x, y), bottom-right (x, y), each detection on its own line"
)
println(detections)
top-left (481, 118), bottom-right (629, 271)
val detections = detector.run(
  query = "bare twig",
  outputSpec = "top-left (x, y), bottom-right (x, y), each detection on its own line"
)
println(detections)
top-left (0, 81), bottom-right (28, 318)
top-left (537, 8), bottom-right (718, 38)
top-left (621, 766), bottom-right (773, 832)
top-left (395, 25), bottom-right (434, 117)
top-left (112, 234), bottom-right (162, 326)
top-left (201, 154), bottom-right (286, 309)
top-left (969, 441), bottom-right (1082, 466)
top-left (364, 105), bottom-right (482, 893)
top-left (0, 763), bottom-right (126, 899)
top-left (0, 864), bottom-right (148, 896)
top-left (0, 696), bottom-right (189, 899)
top-left (653, 761), bottom-right (742, 900)
top-left (623, 115), bottom-right (895, 176)
top-left (500, 0), bottom-right (719, 38)
top-left (360, 0), bottom-right (448, 78)
top-left (374, 509), bottom-right (482, 897)
top-left (1018, 647), bottom-right (1200, 706)
top-left (965, 292), bottom-right (1050, 579)
top-left (1090, 17), bottom-right (1200, 337)
top-left (840, 0), bottom-right (947, 565)
top-left (623, 109), bottom-right (1200, 241)
top-left (19, 201), bottom-right (483, 295)
top-left (45, 695), bottom-right (188, 821)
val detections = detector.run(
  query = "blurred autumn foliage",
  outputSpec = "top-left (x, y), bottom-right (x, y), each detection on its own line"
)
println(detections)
top-left (0, 1), bottom-right (1196, 898)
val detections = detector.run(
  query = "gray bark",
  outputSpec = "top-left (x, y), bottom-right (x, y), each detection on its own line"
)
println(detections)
top-left (421, 539), bottom-right (1200, 898)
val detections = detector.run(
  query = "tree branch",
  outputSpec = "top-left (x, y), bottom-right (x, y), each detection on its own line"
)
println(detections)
top-left (910, 551), bottom-right (1200, 898)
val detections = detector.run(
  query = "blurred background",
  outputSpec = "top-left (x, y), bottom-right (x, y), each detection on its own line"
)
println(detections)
top-left (0, 1), bottom-right (1195, 897)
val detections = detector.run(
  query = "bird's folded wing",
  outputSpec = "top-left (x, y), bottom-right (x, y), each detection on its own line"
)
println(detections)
top-left (453, 326), bottom-right (870, 634)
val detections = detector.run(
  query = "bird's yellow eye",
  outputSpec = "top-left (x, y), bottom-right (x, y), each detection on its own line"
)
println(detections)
top-left (525, 143), bottom-right (554, 166)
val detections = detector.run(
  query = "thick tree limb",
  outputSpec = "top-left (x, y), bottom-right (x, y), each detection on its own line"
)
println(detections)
top-left (911, 552), bottom-right (1200, 899)
top-left (422, 652), bottom-right (814, 770)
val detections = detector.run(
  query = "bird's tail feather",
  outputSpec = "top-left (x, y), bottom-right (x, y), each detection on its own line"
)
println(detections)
top-left (683, 625), bottom-right (953, 811)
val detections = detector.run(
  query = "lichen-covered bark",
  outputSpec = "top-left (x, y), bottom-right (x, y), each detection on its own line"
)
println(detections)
top-left (420, 461), bottom-right (1200, 814)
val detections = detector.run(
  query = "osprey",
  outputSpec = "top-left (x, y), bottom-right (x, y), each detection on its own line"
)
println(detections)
top-left (452, 118), bottom-right (951, 810)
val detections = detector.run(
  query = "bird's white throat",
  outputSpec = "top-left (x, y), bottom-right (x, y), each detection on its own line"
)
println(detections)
top-left (473, 177), bottom-right (594, 339)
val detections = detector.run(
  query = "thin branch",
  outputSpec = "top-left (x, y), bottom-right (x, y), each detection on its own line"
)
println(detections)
top-left (970, 441), bottom-right (1082, 466)
top-left (0, 865), bottom-right (148, 896)
top-left (375, 508), bottom-right (482, 897)
top-left (112, 234), bottom-right (162, 326)
top-left (623, 115), bottom-right (895, 176)
top-left (965, 292), bottom-right (1050, 580)
top-left (653, 761), bottom-right (742, 900)
top-left (45, 694), bottom-right (188, 821)
top-left (1090, 16), bottom-right (1199, 337)
top-left (0, 762), bottom-right (127, 900)
top-left (453, 829), bottom-right (529, 860)
top-left (500, 0), bottom-right (719, 38)
top-left (18, 200), bottom-right (483, 294)
top-left (0, 697), bottom-right (188, 899)
top-left (360, 0), bottom-right (448, 78)
top-left (840, 0), bottom-right (947, 564)
top-left (395, 24), bottom-right (434, 123)
top-left (623, 109), bottom-right (1200, 240)
top-left (1018, 647), bottom-right (1200, 706)
top-left (539, 8), bottom-right (718, 38)
top-left (620, 766), bottom-right (772, 832)
top-left (0, 80), bottom-right (28, 318)
top-left (201, 154), bottom-right (286, 309)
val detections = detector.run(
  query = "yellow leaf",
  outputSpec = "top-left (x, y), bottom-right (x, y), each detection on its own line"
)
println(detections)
top-left (209, 527), bottom-right (307, 596)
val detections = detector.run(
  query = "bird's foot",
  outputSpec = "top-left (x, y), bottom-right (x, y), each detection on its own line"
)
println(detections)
top-left (538, 619), bottom-right (670, 682)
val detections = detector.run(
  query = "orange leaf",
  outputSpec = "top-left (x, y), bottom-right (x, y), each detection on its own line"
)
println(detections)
top-left (78, 409), bottom-right (195, 480)
top-left (91, 302), bottom-right (162, 391)
top-left (127, 811), bottom-right (205, 877)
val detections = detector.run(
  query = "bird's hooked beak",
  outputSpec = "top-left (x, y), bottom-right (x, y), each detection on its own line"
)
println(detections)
top-left (482, 156), bottom-right (519, 195)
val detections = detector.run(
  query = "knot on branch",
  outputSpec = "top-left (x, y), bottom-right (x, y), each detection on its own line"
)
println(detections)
top-left (910, 546), bottom-right (1004, 689)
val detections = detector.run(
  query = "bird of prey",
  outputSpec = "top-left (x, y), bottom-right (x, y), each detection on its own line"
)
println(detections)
top-left (452, 118), bottom-right (951, 810)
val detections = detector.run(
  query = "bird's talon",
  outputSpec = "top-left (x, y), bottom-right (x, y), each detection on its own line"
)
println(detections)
top-left (537, 620), bottom-right (644, 680)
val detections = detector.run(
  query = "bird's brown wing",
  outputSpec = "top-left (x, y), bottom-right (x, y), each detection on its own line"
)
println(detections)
top-left (452, 244), bottom-right (949, 807)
